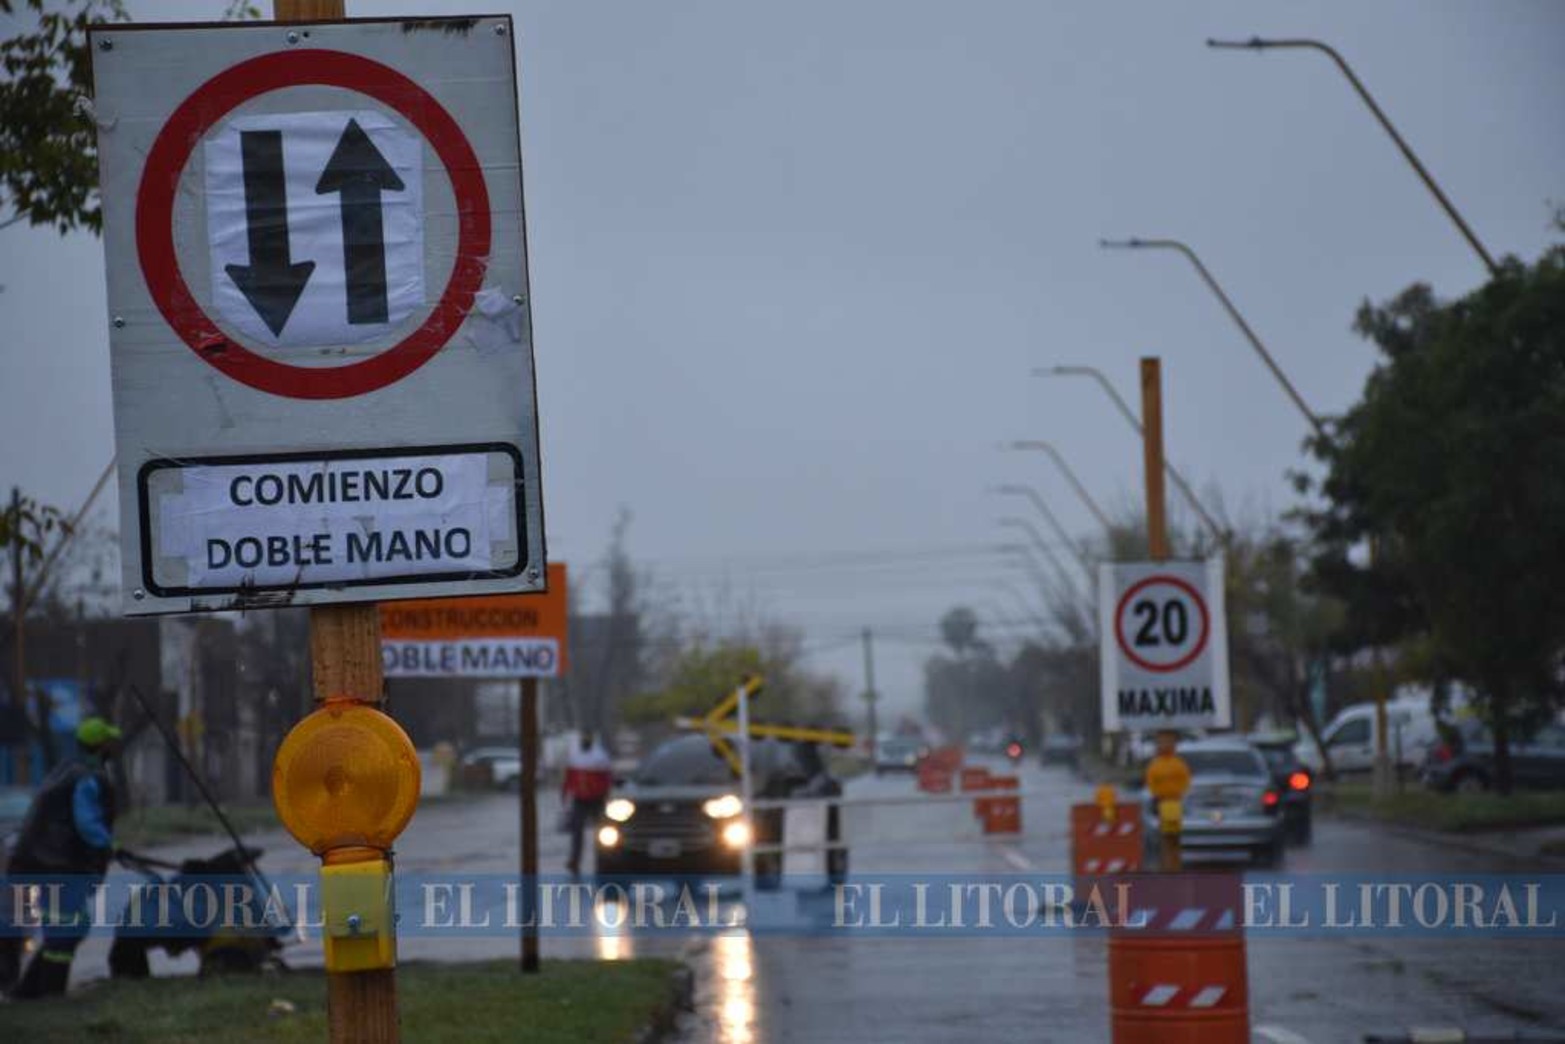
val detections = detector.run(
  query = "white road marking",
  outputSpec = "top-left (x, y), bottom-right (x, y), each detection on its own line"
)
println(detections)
top-left (1254, 1025), bottom-right (1316, 1044)
top-left (998, 844), bottom-right (1034, 872)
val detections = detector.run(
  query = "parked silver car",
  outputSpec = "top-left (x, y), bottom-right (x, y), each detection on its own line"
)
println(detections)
top-left (1143, 738), bottom-right (1285, 868)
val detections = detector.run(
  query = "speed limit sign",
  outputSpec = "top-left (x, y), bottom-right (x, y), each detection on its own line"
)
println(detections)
top-left (1099, 559), bottom-right (1230, 731)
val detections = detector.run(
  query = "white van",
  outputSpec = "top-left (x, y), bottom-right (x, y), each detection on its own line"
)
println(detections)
top-left (1298, 697), bottom-right (1440, 775)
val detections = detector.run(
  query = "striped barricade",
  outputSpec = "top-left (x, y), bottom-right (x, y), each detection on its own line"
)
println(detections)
top-left (1107, 873), bottom-right (1249, 1044)
top-left (1070, 802), bottom-right (1143, 878)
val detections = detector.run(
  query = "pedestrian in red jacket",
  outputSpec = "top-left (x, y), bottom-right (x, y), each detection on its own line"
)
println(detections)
top-left (561, 732), bottom-right (612, 877)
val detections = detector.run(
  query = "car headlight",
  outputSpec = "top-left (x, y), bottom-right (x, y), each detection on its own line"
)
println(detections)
top-left (703, 794), bottom-right (743, 819)
top-left (721, 819), bottom-right (753, 849)
top-left (597, 824), bottom-right (621, 848)
top-left (605, 798), bottom-right (636, 822)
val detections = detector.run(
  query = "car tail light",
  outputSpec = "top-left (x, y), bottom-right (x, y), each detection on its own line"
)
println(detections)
top-left (1288, 771), bottom-right (1311, 792)
top-left (1262, 789), bottom-right (1280, 811)
top-left (1006, 742), bottom-right (1022, 758)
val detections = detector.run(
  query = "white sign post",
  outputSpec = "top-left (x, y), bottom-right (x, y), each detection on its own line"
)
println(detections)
top-left (90, 17), bottom-right (544, 614)
top-left (1099, 558), bottom-right (1231, 732)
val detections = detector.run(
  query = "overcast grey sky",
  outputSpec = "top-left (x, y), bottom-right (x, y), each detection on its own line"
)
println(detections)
top-left (2, 1), bottom-right (1562, 718)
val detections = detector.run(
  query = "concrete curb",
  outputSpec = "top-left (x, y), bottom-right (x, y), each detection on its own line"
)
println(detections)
top-left (1325, 807), bottom-right (1565, 866)
top-left (630, 963), bottom-right (696, 1044)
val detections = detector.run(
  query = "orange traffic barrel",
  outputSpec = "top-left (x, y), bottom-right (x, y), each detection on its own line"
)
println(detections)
top-left (1070, 802), bottom-right (1143, 876)
top-left (959, 766), bottom-right (992, 792)
top-left (918, 763), bottom-right (953, 793)
top-left (1107, 874), bottom-right (1248, 1044)
top-left (975, 794), bottom-right (1021, 834)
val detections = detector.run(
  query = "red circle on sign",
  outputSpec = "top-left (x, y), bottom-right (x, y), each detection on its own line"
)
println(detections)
top-left (135, 49), bottom-right (491, 400)
top-left (1113, 574), bottom-right (1210, 673)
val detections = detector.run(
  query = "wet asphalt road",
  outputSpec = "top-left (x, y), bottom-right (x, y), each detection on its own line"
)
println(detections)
top-left (63, 760), bottom-right (1565, 1043)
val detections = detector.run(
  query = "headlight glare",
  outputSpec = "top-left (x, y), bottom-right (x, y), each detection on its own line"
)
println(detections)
top-left (605, 798), bottom-right (636, 822)
top-left (703, 794), bottom-right (743, 819)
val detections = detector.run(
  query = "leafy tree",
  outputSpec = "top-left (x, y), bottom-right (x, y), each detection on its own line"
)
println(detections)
top-left (623, 636), bottom-right (844, 732)
top-left (0, 0), bottom-right (257, 234)
top-left (0, 490), bottom-right (67, 569)
top-left (1224, 527), bottom-right (1344, 774)
top-left (1305, 245), bottom-right (1565, 792)
top-left (938, 606), bottom-right (979, 656)
top-left (0, 0), bottom-right (127, 233)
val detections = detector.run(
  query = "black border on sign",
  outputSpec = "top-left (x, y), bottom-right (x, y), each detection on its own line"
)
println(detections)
top-left (137, 442), bottom-right (528, 599)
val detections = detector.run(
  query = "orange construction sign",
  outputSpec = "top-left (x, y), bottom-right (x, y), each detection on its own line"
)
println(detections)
top-left (379, 562), bottom-right (568, 678)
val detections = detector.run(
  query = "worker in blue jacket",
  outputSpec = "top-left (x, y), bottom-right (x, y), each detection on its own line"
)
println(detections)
top-left (9, 716), bottom-right (122, 999)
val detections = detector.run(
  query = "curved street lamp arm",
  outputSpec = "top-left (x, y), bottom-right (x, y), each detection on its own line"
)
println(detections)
top-left (1036, 366), bottom-right (1227, 544)
top-left (1099, 237), bottom-right (1329, 440)
top-left (991, 484), bottom-right (1094, 576)
top-left (1206, 36), bottom-right (1498, 276)
top-left (1008, 440), bottom-right (1114, 533)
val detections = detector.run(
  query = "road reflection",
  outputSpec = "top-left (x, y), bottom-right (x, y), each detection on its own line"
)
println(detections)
top-left (593, 895), bottom-right (634, 961)
top-left (714, 928), bottom-right (756, 1044)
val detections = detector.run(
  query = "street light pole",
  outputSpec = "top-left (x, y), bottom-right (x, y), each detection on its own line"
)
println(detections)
top-left (1006, 440), bottom-right (1114, 534)
top-left (1035, 365), bottom-right (1226, 543)
top-left (989, 484), bottom-right (1093, 577)
top-left (995, 582), bottom-right (1050, 631)
top-left (1098, 238), bottom-right (1329, 440)
top-left (997, 516), bottom-right (1086, 604)
top-left (998, 540), bottom-right (1080, 609)
top-left (1207, 37), bottom-right (1499, 277)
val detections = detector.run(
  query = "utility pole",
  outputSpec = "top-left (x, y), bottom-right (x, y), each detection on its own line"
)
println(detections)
top-left (272, 2), bottom-right (398, 1039)
top-left (519, 677), bottom-right (540, 973)
top-left (1140, 360), bottom-right (1170, 561)
top-left (861, 628), bottom-right (878, 759)
top-left (1142, 359), bottom-right (1183, 874)
top-left (9, 486), bottom-right (27, 783)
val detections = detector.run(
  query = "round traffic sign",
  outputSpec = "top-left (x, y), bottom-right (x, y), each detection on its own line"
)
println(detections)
top-left (1113, 573), bottom-right (1210, 673)
top-left (136, 49), bottom-right (491, 400)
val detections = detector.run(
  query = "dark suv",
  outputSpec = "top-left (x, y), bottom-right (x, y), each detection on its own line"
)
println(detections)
top-left (594, 734), bottom-right (846, 884)
top-left (1423, 719), bottom-right (1565, 793)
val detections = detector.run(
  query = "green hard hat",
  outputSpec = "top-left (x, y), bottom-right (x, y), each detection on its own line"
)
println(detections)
top-left (76, 716), bottom-right (122, 748)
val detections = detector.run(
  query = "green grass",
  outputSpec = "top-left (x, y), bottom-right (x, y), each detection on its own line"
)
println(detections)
top-left (116, 803), bottom-right (284, 849)
top-left (1328, 781), bottom-right (1565, 833)
top-left (4, 959), bottom-right (683, 1044)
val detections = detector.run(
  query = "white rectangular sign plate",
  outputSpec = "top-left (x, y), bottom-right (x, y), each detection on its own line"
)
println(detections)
top-left (1099, 558), bottom-right (1231, 732)
top-left (381, 638), bottom-right (560, 679)
top-left (140, 446), bottom-right (523, 603)
top-left (90, 17), bottom-right (545, 613)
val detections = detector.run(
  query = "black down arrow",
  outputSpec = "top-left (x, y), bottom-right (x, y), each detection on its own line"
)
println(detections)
top-left (225, 129), bottom-right (315, 337)
top-left (316, 118), bottom-right (405, 326)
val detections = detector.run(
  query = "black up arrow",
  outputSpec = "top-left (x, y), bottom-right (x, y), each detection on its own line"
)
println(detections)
top-left (316, 119), bottom-right (405, 326)
top-left (224, 130), bottom-right (315, 337)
